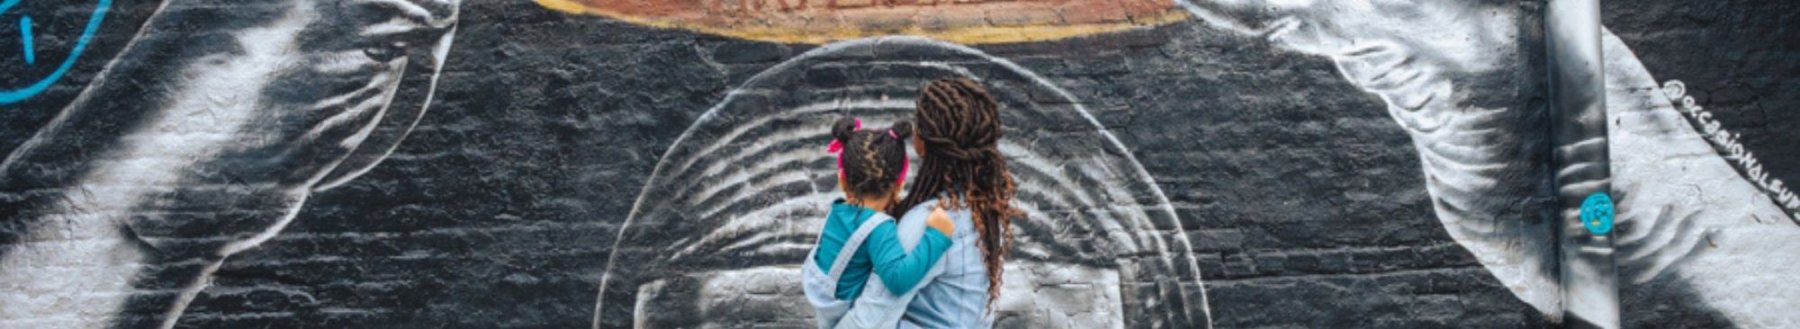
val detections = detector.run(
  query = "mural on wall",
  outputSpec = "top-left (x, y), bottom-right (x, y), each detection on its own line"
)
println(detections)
top-left (1175, 0), bottom-right (1569, 321)
top-left (535, 0), bottom-right (1188, 44)
top-left (0, 0), bottom-right (1797, 328)
top-left (0, 0), bottom-right (111, 104)
top-left (1603, 37), bottom-right (1800, 328)
top-left (592, 36), bottom-right (1209, 328)
top-left (1177, 0), bottom-right (1800, 327)
top-left (0, 0), bottom-right (460, 328)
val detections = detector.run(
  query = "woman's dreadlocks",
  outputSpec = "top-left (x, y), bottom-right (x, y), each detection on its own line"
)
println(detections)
top-left (892, 78), bottom-right (1021, 309)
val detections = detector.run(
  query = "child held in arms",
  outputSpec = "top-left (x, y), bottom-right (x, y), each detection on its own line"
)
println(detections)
top-left (803, 117), bottom-right (956, 328)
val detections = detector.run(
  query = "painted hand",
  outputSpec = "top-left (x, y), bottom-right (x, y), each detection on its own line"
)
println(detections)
top-left (1174, 0), bottom-right (1562, 318)
top-left (99, 0), bottom-right (461, 252)
top-left (0, 2), bottom-right (459, 327)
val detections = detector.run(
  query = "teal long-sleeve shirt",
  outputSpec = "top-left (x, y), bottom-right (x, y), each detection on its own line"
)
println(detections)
top-left (814, 200), bottom-right (954, 301)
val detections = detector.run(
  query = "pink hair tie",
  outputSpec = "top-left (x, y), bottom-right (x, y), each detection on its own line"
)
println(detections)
top-left (892, 128), bottom-right (908, 185)
top-left (826, 118), bottom-right (862, 154)
top-left (828, 118), bottom-right (862, 176)
top-left (896, 154), bottom-right (909, 185)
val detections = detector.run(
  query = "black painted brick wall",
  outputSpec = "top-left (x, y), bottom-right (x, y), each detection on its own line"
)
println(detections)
top-left (0, 0), bottom-right (1792, 328)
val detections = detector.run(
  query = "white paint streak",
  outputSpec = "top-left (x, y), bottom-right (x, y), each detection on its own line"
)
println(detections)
top-left (0, 6), bottom-right (318, 329)
top-left (1660, 80), bottom-right (1800, 222)
top-left (1603, 30), bottom-right (1800, 328)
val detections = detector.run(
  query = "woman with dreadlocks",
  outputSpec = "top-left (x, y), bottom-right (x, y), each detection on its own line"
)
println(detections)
top-left (837, 77), bottom-right (1020, 328)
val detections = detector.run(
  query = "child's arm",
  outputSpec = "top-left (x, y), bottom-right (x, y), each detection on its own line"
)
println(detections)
top-left (864, 215), bottom-right (953, 294)
top-left (837, 208), bottom-right (954, 329)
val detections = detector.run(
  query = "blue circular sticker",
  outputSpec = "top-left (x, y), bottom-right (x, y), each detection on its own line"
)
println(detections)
top-left (1580, 192), bottom-right (1614, 235)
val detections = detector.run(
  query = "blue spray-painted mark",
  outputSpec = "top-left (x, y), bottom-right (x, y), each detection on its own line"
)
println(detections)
top-left (1580, 192), bottom-right (1615, 235)
top-left (1, 0), bottom-right (111, 104)
top-left (19, 15), bottom-right (32, 65)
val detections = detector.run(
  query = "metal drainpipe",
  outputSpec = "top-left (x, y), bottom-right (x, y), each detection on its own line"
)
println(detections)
top-left (1546, 0), bottom-right (1619, 328)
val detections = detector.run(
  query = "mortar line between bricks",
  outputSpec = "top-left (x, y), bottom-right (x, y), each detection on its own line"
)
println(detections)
top-left (1204, 265), bottom-right (1487, 284)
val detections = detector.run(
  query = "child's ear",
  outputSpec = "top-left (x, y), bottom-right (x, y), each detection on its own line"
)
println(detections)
top-left (837, 173), bottom-right (849, 194)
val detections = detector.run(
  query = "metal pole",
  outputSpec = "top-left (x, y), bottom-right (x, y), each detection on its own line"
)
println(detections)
top-left (1546, 0), bottom-right (1618, 328)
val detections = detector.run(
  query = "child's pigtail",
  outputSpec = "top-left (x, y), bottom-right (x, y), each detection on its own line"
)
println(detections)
top-left (831, 117), bottom-right (860, 144)
top-left (888, 121), bottom-right (915, 141)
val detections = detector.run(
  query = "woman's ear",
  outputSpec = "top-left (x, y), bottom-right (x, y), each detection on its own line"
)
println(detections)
top-left (913, 134), bottom-right (926, 156)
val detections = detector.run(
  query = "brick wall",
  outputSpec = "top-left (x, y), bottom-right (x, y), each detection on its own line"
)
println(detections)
top-left (1, 0), bottom-right (1796, 328)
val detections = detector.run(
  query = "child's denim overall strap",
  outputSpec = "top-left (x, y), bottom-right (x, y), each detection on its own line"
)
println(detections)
top-left (803, 212), bottom-right (893, 329)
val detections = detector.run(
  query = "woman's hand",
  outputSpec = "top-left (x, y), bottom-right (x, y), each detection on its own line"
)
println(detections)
top-left (926, 206), bottom-right (955, 235)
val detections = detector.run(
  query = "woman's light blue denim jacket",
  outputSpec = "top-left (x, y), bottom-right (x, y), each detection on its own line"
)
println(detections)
top-left (834, 198), bottom-right (994, 329)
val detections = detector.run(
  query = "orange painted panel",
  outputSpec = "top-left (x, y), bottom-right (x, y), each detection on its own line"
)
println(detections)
top-left (536, 0), bottom-right (1189, 44)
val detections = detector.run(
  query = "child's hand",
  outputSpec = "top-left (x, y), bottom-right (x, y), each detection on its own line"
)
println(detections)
top-left (926, 206), bottom-right (955, 235)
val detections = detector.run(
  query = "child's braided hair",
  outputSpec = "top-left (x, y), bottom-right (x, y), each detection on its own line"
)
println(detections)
top-left (831, 118), bottom-right (914, 199)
